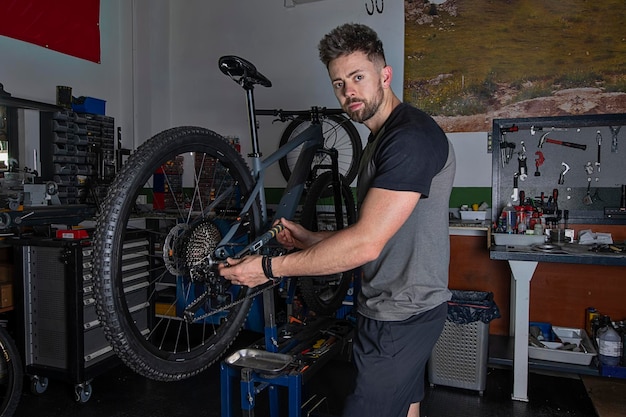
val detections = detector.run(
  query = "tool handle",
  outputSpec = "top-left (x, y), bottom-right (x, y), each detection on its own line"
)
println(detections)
top-left (545, 138), bottom-right (587, 150)
top-left (562, 142), bottom-right (587, 150)
top-left (235, 223), bottom-right (285, 258)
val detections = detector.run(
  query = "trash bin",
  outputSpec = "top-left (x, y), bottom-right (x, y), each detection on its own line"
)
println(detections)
top-left (428, 290), bottom-right (501, 395)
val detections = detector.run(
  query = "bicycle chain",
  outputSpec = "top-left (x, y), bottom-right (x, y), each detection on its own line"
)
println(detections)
top-left (187, 278), bottom-right (282, 323)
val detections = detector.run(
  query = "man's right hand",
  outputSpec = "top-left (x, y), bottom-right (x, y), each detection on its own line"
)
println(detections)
top-left (275, 217), bottom-right (319, 250)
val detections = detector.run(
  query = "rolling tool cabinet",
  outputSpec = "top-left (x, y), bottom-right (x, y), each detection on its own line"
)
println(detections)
top-left (12, 230), bottom-right (150, 402)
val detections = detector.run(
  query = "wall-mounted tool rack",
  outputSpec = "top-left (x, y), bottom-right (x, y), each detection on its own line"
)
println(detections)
top-left (492, 113), bottom-right (626, 226)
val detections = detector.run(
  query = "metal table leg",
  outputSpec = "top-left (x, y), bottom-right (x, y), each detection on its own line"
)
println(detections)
top-left (508, 260), bottom-right (538, 402)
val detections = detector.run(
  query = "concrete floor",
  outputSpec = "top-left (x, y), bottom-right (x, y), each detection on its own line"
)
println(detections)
top-left (11, 330), bottom-right (600, 417)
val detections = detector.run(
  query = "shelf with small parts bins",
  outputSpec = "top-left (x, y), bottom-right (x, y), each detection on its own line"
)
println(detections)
top-left (39, 110), bottom-right (115, 205)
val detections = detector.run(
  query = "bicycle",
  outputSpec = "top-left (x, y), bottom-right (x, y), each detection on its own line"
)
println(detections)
top-left (0, 325), bottom-right (23, 417)
top-left (92, 55), bottom-right (358, 381)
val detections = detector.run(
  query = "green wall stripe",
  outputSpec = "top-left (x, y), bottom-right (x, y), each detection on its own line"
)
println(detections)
top-left (264, 187), bottom-right (492, 208)
top-left (449, 187), bottom-right (492, 209)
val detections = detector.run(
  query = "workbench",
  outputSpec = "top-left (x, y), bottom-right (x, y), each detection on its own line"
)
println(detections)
top-left (489, 113), bottom-right (626, 401)
top-left (490, 243), bottom-right (626, 401)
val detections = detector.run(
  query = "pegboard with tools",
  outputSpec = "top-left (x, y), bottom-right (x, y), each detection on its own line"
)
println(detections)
top-left (492, 113), bottom-right (626, 226)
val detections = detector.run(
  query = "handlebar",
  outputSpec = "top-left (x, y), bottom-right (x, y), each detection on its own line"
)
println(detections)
top-left (255, 107), bottom-right (345, 122)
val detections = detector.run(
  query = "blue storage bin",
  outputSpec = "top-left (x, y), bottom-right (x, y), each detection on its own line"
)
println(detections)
top-left (72, 96), bottom-right (106, 115)
top-left (530, 321), bottom-right (553, 341)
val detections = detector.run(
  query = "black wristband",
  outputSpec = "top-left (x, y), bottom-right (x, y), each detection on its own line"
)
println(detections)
top-left (261, 256), bottom-right (274, 280)
top-left (266, 256), bottom-right (275, 279)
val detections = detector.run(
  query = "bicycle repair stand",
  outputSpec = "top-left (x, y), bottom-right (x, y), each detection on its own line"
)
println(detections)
top-left (220, 288), bottom-right (353, 417)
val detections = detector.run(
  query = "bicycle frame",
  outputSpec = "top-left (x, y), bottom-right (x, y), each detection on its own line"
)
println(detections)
top-left (214, 87), bottom-right (330, 259)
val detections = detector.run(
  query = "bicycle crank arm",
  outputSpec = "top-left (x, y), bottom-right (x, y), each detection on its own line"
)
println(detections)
top-left (183, 290), bottom-right (211, 323)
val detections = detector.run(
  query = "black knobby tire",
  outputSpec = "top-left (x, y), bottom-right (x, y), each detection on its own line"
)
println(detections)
top-left (92, 126), bottom-right (261, 381)
top-left (278, 114), bottom-right (362, 186)
top-left (0, 326), bottom-right (22, 417)
top-left (298, 172), bottom-right (357, 315)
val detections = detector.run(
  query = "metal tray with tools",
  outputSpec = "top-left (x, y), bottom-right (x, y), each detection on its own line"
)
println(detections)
top-left (528, 327), bottom-right (597, 366)
top-left (224, 349), bottom-right (293, 374)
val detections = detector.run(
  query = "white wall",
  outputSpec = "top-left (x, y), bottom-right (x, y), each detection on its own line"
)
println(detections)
top-left (0, 0), bottom-right (491, 188)
top-left (162, 0), bottom-right (405, 186)
top-left (0, 1), bottom-right (135, 169)
top-left (447, 132), bottom-right (491, 187)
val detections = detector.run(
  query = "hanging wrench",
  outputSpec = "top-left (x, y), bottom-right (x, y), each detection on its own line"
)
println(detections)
top-left (558, 162), bottom-right (570, 185)
top-left (518, 141), bottom-right (528, 181)
top-left (610, 126), bottom-right (620, 153)
top-left (595, 130), bottom-right (602, 172)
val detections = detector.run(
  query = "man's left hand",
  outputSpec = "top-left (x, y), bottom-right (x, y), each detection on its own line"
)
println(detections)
top-left (217, 255), bottom-right (269, 288)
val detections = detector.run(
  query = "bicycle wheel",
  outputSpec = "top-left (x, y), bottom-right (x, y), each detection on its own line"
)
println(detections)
top-left (278, 114), bottom-right (362, 186)
top-left (93, 126), bottom-right (262, 381)
top-left (298, 172), bottom-right (357, 315)
top-left (0, 326), bottom-right (22, 417)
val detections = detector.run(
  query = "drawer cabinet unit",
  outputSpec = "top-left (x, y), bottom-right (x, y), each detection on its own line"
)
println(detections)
top-left (13, 231), bottom-right (150, 402)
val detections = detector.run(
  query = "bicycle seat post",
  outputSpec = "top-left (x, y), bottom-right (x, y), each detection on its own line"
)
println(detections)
top-left (218, 55), bottom-right (270, 179)
top-left (245, 87), bottom-right (262, 161)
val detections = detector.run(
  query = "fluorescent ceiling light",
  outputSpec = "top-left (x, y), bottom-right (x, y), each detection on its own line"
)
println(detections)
top-left (284, 0), bottom-right (326, 7)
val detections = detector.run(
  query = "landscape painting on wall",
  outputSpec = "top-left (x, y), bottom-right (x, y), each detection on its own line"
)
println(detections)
top-left (404, 0), bottom-right (626, 132)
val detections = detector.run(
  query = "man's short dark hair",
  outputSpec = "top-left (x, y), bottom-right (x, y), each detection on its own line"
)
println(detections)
top-left (318, 23), bottom-right (386, 68)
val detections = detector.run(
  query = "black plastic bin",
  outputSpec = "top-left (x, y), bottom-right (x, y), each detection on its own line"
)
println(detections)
top-left (447, 290), bottom-right (501, 325)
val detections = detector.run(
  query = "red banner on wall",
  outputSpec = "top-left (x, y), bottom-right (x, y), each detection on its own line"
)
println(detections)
top-left (0, 0), bottom-right (101, 63)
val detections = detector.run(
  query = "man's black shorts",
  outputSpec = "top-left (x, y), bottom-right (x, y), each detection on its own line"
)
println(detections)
top-left (342, 302), bottom-right (447, 417)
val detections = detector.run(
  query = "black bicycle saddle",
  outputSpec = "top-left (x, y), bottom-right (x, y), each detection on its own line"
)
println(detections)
top-left (219, 55), bottom-right (272, 89)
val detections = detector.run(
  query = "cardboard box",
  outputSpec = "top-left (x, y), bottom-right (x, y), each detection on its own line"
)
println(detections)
top-left (155, 302), bottom-right (177, 317)
top-left (0, 283), bottom-right (13, 308)
top-left (0, 264), bottom-right (13, 283)
top-left (0, 247), bottom-right (11, 263)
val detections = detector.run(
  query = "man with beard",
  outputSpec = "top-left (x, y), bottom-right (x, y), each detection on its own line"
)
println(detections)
top-left (219, 23), bottom-right (456, 417)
